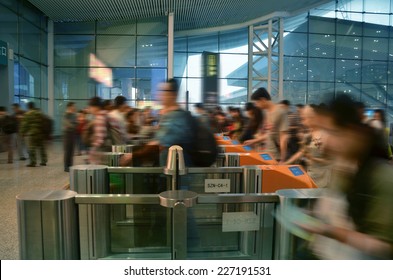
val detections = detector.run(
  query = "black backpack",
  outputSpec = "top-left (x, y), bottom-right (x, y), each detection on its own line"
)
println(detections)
top-left (2, 115), bottom-right (18, 134)
top-left (189, 113), bottom-right (218, 167)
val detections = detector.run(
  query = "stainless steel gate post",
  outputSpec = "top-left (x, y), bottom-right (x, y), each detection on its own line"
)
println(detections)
top-left (164, 145), bottom-right (187, 191)
top-left (70, 165), bottom-right (110, 259)
top-left (17, 190), bottom-right (79, 259)
top-left (159, 190), bottom-right (197, 260)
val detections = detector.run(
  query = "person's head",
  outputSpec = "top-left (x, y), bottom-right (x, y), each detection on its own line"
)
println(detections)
top-left (66, 102), bottom-right (76, 112)
top-left (102, 99), bottom-right (113, 111)
top-left (323, 94), bottom-right (378, 162)
top-left (373, 109), bottom-right (386, 126)
top-left (251, 87), bottom-right (271, 109)
top-left (229, 107), bottom-right (241, 118)
top-left (157, 78), bottom-right (179, 108)
top-left (114, 95), bottom-right (127, 111)
top-left (27, 102), bottom-right (35, 110)
top-left (12, 103), bottom-right (20, 112)
top-left (215, 111), bottom-right (227, 123)
top-left (194, 103), bottom-right (205, 114)
top-left (88, 96), bottom-right (103, 114)
top-left (0, 106), bottom-right (6, 116)
top-left (300, 105), bottom-right (317, 128)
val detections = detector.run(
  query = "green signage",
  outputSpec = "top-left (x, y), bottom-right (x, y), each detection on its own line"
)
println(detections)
top-left (0, 40), bottom-right (8, 66)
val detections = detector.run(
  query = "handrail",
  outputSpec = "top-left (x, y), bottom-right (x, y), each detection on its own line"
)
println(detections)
top-left (107, 166), bottom-right (244, 175)
top-left (75, 193), bottom-right (279, 205)
top-left (75, 194), bottom-right (160, 204)
top-left (197, 193), bottom-right (279, 204)
top-left (187, 167), bottom-right (244, 174)
top-left (107, 167), bottom-right (164, 174)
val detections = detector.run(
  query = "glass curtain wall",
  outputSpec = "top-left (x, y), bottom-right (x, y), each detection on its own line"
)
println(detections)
top-left (53, 17), bottom-right (168, 134)
top-left (283, 0), bottom-right (393, 124)
top-left (0, 0), bottom-right (48, 111)
top-left (175, 0), bottom-right (393, 123)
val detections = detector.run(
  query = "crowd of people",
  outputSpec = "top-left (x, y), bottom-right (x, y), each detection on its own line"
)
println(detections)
top-left (1, 83), bottom-right (393, 259)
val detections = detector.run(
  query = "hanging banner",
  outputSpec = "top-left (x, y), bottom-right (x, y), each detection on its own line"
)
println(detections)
top-left (202, 51), bottom-right (219, 108)
top-left (0, 40), bottom-right (8, 66)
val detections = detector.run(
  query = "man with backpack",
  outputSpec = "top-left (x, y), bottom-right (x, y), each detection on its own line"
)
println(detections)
top-left (20, 102), bottom-right (48, 167)
top-left (0, 106), bottom-right (17, 163)
top-left (122, 79), bottom-right (195, 166)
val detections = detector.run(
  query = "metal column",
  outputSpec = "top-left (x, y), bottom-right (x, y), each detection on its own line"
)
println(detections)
top-left (248, 18), bottom-right (284, 100)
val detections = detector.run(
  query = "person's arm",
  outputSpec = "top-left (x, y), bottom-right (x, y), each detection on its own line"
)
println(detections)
top-left (279, 131), bottom-right (288, 163)
top-left (243, 133), bottom-right (267, 146)
top-left (300, 222), bottom-right (393, 259)
top-left (283, 149), bottom-right (304, 165)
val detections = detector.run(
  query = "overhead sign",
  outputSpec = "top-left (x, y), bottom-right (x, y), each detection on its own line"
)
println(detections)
top-left (0, 40), bottom-right (8, 66)
top-left (202, 51), bottom-right (219, 109)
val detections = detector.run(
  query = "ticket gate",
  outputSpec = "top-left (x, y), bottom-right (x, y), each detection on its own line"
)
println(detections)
top-left (218, 152), bottom-right (278, 167)
top-left (243, 165), bottom-right (318, 193)
top-left (215, 135), bottom-right (241, 145)
top-left (218, 145), bottom-right (255, 153)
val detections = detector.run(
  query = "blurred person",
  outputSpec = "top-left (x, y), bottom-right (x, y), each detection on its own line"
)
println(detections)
top-left (88, 96), bottom-right (126, 163)
top-left (108, 95), bottom-right (128, 141)
top-left (20, 102), bottom-right (47, 167)
top-left (227, 107), bottom-right (245, 140)
top-left (354, 101), bottom-right (368, 125)
top-left (283, 105), bottom-right (332, 188)
top-left (75, 109), bottom-right (88, 156)
top-left (63, 102), bottom-right (77, 172)
top-left (298, 94), bottom-right (393, 259)
top-left (194, 103), bottom-right (211, 130)
top-left (280, 100), bottom-right (303, 160)
top-left (214, 111), bottom-right (230, 134)
top-left (121, 79), bottom-right (195, 166)
top-left (0, 106), bottom-right (17, 163)
top-left (244, 87), bottom-right (289, 162)
top-left (125, 108), bottom-right (141, 139)
top-left (239, 102), bottom-right (264, 143)
top-left (368, 109), bottom-right (392, 160)
top-left (102, 99), bottom-right (114, 111)
top-left (11, 103), bottom-right (27, 160)
top-left (141, 106), bottom-right (156, 127)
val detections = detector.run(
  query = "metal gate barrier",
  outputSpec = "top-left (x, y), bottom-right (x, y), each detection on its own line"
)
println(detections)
top-left (75, 192), bottom-right (279, 260)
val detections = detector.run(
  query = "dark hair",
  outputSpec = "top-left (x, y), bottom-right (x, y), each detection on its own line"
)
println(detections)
top-left (279, 99), bottom-right (290, 106)
top-left (114, 95), bottom-right (127, 108)
top-left (328, 94), bottom-right (361, 127)
top-left (374, 109), bottom-right (386, 126)
top-left (245, 102), bottom-right (255, 111)
top-left (0, 106), bottom-right (6, 112)
top-left (195, 103), bottom-right (204, 109)
top-left (167, 78), bottom-right (179, 93)
top-left (251, 87), bottom-right (271, 101)
top-left (66, 102), bottom-right (75, 108)
top-left (88, 96), bottom-right (102, 108)
top-left (27, 101), bottom-right (35, 110)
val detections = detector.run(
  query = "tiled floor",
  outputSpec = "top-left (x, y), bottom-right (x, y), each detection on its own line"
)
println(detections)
top-left (0, 140), bottom-right (86, 259)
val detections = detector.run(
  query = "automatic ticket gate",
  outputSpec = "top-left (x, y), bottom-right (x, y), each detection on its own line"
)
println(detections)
top-left (218, 145), bottom-right (254, 153)
top-left (215, 135), bottom-right (241, 145)
top-left (244, 165), bottom-right (318, 193)
top-left (218, 152), bottom-right (278, 167)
